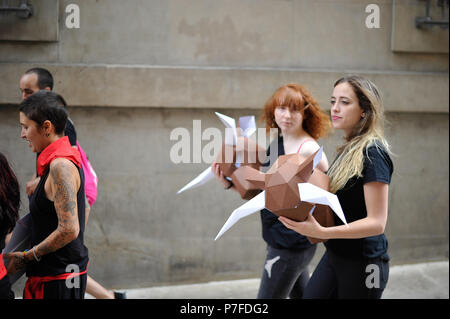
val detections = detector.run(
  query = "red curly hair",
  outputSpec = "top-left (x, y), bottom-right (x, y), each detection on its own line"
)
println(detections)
top-left (261, 83), bottom-right (331, 140)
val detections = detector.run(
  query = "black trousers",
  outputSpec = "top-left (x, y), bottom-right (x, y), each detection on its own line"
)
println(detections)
top-left (257, 245), bottom-right (317, 299)
top-left (0, 276), bottom-right (14, 299)
top-left (44, 273), bottom-right (87, 299)
top-left (303, 250), bottom-right (389, 299)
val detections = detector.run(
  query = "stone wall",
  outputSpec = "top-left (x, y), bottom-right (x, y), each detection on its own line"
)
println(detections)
top-left (1, 0), bottom-right (448, 291)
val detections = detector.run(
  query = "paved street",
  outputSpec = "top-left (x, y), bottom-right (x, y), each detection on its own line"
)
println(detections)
top-left (86, 260), bottom-right (448, 299)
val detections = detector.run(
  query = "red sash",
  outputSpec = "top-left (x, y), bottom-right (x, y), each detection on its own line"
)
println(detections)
top-left (37, 136), bottom-right (81, 177)
top-left (24, 264), bottom-right (88, 299)
top-left (0, 254), bottom-right (6, 280)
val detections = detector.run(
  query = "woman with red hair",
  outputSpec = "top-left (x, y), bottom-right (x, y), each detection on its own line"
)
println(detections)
top-left (213, 83), bottom-right (331, 298)
top-left (262, 83), bottom-right (331, 167)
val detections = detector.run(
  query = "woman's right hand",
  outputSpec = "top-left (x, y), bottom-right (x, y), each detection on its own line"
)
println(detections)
top-left (211, 162), bottom-right (233, 189)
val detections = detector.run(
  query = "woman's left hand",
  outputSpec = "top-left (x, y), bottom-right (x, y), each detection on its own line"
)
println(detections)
top-left (278, 213), bottom-right (327, 239)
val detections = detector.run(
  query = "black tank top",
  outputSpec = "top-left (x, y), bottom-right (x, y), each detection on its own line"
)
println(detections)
top-left (260, 136), bottom-right (313, 250)
top-left (26, 160), bottom-right (89, 277)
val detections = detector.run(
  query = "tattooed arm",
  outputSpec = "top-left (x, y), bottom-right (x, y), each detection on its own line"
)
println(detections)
top-left (36, 158), bottom-right (81, 256)
top-left (6, 158), bottom-right (81, 274)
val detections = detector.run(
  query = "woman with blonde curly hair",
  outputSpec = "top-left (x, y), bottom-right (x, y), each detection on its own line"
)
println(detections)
top-left (214, 83), bottom-right (331, 298)
top-left (279, 75), bottom-right (394, 299)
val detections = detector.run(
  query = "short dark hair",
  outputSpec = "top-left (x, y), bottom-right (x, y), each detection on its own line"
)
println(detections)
top-left (25, 67), bottom-right (54, 90)
top-left (19, 90), bottom-right (68, 135)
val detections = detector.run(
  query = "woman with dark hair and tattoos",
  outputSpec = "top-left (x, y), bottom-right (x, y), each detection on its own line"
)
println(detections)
top-left (0, 152), bottom-right (20, 299)
top-left (6, 90), bottom-right (89, 299)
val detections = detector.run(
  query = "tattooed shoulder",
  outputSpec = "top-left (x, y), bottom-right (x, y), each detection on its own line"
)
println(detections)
top-left (49, 158), bottom-right (80, 215)
top-left (49, 158), bottom-right (80, 188)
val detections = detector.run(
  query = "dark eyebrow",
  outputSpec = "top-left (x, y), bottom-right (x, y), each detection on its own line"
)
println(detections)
top-left (333, 95), bottom-right (351, 100)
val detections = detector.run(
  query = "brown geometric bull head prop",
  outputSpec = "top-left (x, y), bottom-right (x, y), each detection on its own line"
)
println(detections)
top-left (215, 136), bottom-right (266, 199)
top-left (177, 112), bottom-right (266, 200)
top-left (215, 147), bottom-right (348, 243)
